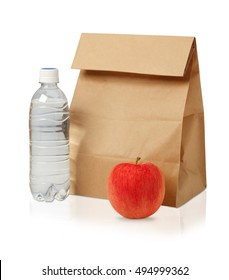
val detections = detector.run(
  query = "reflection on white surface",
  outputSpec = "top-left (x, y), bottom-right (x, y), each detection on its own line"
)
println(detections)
top-left (30, 191), bottom-right (206, 237)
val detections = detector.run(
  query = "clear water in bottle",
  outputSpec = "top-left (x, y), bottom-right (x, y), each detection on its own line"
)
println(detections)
top-left (29, 68), bottom-right (70, 202)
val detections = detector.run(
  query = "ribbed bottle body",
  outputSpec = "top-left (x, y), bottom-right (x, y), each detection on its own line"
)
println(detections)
top-left (29, 83), bottom-right (70, 202)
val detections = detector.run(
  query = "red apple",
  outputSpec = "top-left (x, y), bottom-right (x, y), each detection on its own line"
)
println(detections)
top-left (107, 157), bottom-right (165, 219)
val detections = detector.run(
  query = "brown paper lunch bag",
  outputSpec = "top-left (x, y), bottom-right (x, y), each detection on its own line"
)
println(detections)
top-left (70, 33), bottom-right (206, 207)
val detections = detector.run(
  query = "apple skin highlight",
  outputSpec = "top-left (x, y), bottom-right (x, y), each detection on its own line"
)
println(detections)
top-left (108, 159), bottom-right (165, 219)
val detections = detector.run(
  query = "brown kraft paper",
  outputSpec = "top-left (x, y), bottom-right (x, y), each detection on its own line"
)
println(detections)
top-left (70, 33), bottom-right (206, 207)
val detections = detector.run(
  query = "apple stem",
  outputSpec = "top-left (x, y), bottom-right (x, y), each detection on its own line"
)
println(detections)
top-left (136, 157), bottom-right (141, 164)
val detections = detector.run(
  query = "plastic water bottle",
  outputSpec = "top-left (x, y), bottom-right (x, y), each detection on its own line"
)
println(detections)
top-left (29, 68), bottom-right (70, 202)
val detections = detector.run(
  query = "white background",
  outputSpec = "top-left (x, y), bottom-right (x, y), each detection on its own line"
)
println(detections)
top-left (0, 0), bottom-right (228, 279)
